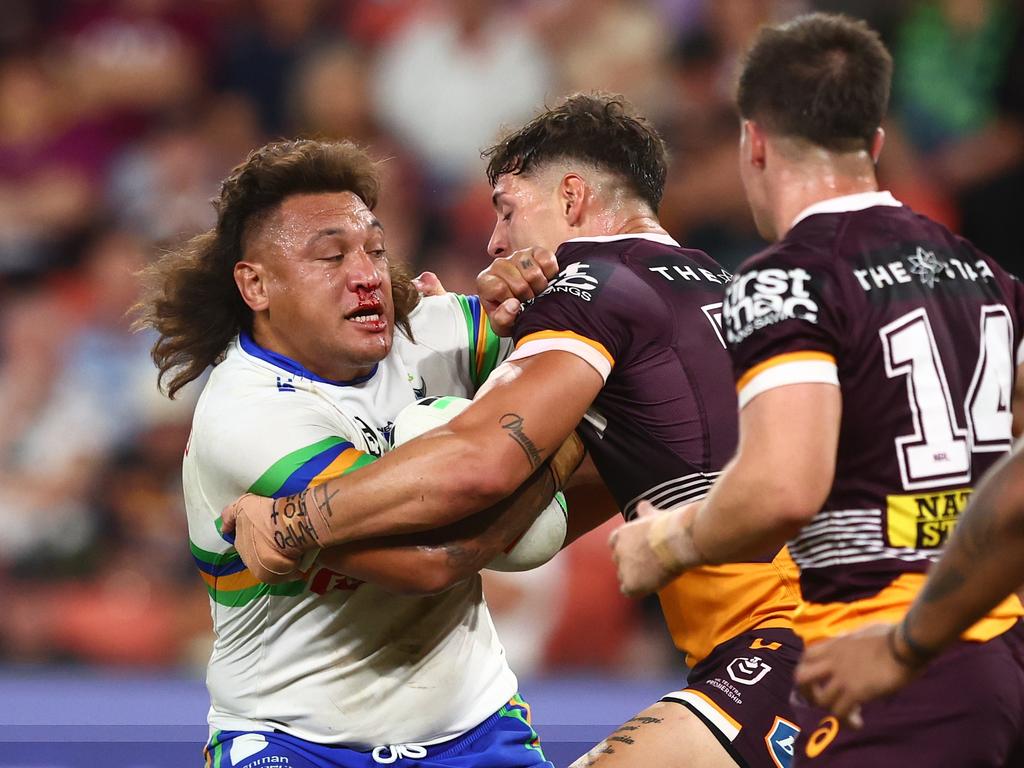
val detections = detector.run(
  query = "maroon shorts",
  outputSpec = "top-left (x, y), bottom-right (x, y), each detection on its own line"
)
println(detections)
top-left (662, 627), bottom-right (803, 768)
top-left (792, 620), bottom-right (1024, 767)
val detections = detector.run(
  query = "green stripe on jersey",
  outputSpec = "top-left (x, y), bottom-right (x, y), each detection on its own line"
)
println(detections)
top-left (208, 579), bottom-right (306, 607)
top-left (455, 294), bottom-right (504, 389)
top-left (247, 436), bottom-right (349, 496)
top-left (190, 537), bottom-right (238, 566)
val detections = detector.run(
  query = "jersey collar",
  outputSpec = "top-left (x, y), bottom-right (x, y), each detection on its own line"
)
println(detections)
top-left (564, 232), bottom-right (681, 247)
top-left (792, 190), bottom-right (902, 229)
top-left (237, 331), bottom-right (378, 386)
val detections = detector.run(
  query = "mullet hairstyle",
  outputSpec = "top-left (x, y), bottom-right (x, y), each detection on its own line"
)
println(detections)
top-left (135, 139), bottom-right (418, 398)
top-left (737, 13), bottom-right (893, 152)
top-left (483, 93), bottom-right (669, 212)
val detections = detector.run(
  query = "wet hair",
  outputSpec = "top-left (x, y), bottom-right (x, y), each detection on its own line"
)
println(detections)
top-left (737, 13), bottom-right (893, 152)
top-left (135, 139), bottom-right (418, 398)
top-left (483, 93), bottom-right (668, 211)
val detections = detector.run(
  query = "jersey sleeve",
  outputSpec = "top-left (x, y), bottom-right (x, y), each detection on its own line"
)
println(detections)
top-left (406, 293), bottom-right (512, 394)
top-left (723, 248), bottom-right (844, 408)
top-left (509, 257), bottom-right (635, 381)
top-left (205, 396), bottom-right (377, 502)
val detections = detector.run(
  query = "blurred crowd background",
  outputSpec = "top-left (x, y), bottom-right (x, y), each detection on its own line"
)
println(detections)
top-left (0, 0), bottom-right (1021, 678)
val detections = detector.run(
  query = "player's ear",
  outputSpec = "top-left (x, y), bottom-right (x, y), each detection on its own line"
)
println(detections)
top-left (869, 127), bottom-right (885, 164)
top-left (235, 260), bottom-right (269, 312)
top-left (560, 173), bottom-right (587, 226)
top-left (742, 120), bottom-right (767, 170)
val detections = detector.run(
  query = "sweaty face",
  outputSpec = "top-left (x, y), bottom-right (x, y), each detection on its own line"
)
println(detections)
top-left (488, 172), bottom-right (574, 257)
top-left (247, 191), bottom-right (395, 381)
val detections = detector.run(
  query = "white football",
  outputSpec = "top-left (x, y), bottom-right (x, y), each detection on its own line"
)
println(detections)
top-left (391, 396), bottom-right (568, 571)
top-left (391, 396), bottom-right (473, 445)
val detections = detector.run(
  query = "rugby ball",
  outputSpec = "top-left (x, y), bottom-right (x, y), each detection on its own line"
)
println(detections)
top-left (392, 396), bottom-right (568, 571)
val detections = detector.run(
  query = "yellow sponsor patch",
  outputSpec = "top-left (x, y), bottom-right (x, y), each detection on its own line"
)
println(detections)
top-left (886, 487), bottom-right (973, 548)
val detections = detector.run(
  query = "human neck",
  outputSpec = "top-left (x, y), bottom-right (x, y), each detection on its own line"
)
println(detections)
top-left (581, 203), bottom-right (669, 239)
top-left (769, 152), bottom-right (879, 239)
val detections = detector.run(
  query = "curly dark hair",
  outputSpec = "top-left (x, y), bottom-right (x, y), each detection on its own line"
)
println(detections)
top-left (737, 13), bottom-right (893, 152)
top-left (135, 139), bottom-right (418, 398)
top-left (482, 93), bottom-right (669, 211)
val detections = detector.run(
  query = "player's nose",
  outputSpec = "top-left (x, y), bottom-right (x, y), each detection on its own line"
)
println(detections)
top-left (348, 250), bottom-right (382, 290)
top-left (487, 227), bottom-right (506, 259)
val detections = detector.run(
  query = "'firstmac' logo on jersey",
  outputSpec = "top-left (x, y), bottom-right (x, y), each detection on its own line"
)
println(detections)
top-left (723, 268), bottom-right (820, 344)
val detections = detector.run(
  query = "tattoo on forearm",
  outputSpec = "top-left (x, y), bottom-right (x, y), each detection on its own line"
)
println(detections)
top-left (918, 477), bottom-right (999, 607)
top-left (500, 413), bottom-right (542, 469)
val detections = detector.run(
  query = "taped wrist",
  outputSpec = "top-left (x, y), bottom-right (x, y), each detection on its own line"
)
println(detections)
top-left (647, 508), bottom-right (704, 572)
top-left (548, 432), bottom-right (585, 489)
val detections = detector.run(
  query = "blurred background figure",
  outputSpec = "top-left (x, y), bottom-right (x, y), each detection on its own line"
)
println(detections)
top-left (0, 0), bottom-right (1019, 684)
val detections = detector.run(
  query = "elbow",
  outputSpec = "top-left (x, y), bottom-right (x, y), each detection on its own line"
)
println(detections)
top-left (441, 451), bottom-right (523, 510)
top-left (758, 481), bottom-right (828, 535)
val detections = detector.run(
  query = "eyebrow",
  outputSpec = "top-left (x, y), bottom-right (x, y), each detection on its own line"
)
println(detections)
top-left (306, 219), bottom-right (384, 247)
top-left (491, 190), bottom-right (504, 208)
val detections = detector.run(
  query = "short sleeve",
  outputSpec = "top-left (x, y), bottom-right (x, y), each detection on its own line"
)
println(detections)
top-left (406, 294), bottom-right (513, 394)
top-left (194, 393), bottom-right (377, 512)
top-left (509, 258), bottom-right (638, 382)
top-left (723, 251), bottom-right (843, 408)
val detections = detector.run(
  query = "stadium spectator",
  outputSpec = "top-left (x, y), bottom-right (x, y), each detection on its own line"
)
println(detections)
top-left (371, 0), bottom-right (550, 186)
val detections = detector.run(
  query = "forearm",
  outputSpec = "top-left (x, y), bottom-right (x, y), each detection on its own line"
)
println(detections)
top-left (314, 464), bottom-right (559, 592)
top-left (899, 448), bottom-right (1024, 658)
top-left (290, 359), bottom-right (593, 549)
top-left (298, 428), bottom-right (529, 547)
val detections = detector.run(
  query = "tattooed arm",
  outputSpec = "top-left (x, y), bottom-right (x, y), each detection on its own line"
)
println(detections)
top-left (897, 444), bottom-right (1024, 658)
top-left (796, 443), bottom-right (1024, 724)
top-left (224, 351), bottom-right (602, 572)
top-left (309, 464), bottom-right (560, 594)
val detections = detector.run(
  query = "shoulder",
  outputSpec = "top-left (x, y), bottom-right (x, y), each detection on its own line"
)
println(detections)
top-left (192, 351), bottom-right (355, 473)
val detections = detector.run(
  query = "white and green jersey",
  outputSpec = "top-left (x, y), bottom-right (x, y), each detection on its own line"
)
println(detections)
top-left (184, 294), bottom-right (512, 748)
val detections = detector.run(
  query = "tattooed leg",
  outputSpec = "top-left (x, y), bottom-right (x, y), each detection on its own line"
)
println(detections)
top-left (569, 702), bottom-right (737, 768)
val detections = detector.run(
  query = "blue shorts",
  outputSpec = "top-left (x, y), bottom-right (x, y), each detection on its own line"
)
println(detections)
top-left (204, 695), bottom-right (553, 768)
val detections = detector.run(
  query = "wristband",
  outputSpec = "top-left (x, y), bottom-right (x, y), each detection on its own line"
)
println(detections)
top-left (898, 619), bottom-right (939, 665)
top-left (887, 621), bottom-right (935, 670)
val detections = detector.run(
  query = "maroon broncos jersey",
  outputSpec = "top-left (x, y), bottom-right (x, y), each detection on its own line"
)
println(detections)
top-left (510, 233), bottom-right (738, 514)
top-left (508, 233), bottom-right (801, 666)
top-left (723, 191), bottom-right (1024, 643)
